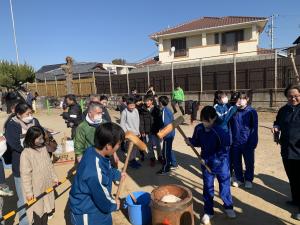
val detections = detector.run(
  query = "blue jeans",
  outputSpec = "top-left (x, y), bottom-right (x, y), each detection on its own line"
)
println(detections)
top-left (232, 144), bottom-right (255, 182)
top-left (162, 138), bottom-right (177, 172)
top-left (202, 157), bottom-right (233, 215)
top-left (14, 177), bottom-right (29, 225)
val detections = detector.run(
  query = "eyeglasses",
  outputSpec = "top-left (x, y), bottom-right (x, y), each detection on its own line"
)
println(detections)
top-left (288, 95), bottom-right (300, 100)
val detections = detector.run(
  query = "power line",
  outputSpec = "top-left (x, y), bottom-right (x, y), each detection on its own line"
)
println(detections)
top-left (9, 0), bottom-right (20, 66)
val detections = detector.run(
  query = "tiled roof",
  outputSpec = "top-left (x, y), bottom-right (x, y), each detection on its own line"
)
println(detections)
top-left (293, 36), bottom-right (300, 45)
top-left (150, 16), bottom-right (268, 38)
top-left (135, 56), bottom-right (160, 67)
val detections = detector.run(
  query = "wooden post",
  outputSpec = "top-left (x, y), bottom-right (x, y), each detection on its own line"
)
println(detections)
top-left (108, 70), bottom-right (113, 96)
top-left (199, 59), bottom-right (203, 93)
top-left (126, 68), bottom-right (130, 94)
top-left (233, 54), bottom-right (237, 91)
top-left (55, 76), bottom-right (59, 97)
top-left (35, 78), bottom-right (38, 93)
top-left (93, 72), bottom-right (97, 94)
top-left (147, 66), bottom-right (150, 88)
top-left (44, 76), bottom-right (48, 96)
top-left (78, 73), bottom-right (82, 96)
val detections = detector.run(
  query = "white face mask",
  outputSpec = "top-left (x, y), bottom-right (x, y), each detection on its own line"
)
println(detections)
top-left (221, 97), bottom-right (229, 104)
top-left (93, 114), bottom-right (102, 124)
top-left (22, 116), bottom-right (33, 124)
top-left (240, 99), bottom-right (248, 107)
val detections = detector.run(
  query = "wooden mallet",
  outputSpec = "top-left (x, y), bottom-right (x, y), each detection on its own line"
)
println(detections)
top-left (115, 131), bottom-right (148, 201)
top-left (157, 116), bottom-right (212, 173)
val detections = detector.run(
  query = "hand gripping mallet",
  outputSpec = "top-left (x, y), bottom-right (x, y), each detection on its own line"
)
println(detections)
top-left (157, 116), bottom-right (212, 173)
top-left (115, 131), bottom-right (148, 201)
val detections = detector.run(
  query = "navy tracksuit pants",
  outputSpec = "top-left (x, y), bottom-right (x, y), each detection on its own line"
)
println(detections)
top-left (232, 144), bottom-right (255, 182)
top-left (202, 156), bottom-right (233, 215)
top-left (162, 137), bottom-right (177, 172)
top-left (70, 211), bottom-right (112, 225)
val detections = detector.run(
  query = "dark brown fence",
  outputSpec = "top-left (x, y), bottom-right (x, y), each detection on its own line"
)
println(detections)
top-left (95, 54), bottom-right (300, 95)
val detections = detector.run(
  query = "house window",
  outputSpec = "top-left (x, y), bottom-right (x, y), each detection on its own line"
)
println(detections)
top-left (214, 33), bottom-right (219, 44)
top-left (171, 38), bottom-right (187, 57)
top-left (221, 30), bottom-right (244, 52)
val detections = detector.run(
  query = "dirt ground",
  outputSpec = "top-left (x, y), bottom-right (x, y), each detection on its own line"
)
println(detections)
top-left (0, 108), bottom-right (299, 225)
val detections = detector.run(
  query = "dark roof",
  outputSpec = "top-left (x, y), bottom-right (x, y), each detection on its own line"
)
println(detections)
top-left (150, 16), bottom-right (268, 39)
top-left (257, 48), bottom-right (275, 55)
top-left (36, 62), bottom-right (108, 81)
top-left (293, 36), bottom-right (300, 45)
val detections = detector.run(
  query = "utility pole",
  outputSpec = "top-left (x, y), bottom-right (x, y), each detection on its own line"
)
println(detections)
top-left (268, 14), bottom-right (278, 49)
top-left (9, 0), bottom-right (20, 65)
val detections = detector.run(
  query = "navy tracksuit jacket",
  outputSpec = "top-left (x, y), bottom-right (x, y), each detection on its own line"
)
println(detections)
top-left (69, 147), bottom-right (121, 225)
top-left (230, 105), bottom-right (258, 182)
top-left (189, 124), bottom-right (233, 215)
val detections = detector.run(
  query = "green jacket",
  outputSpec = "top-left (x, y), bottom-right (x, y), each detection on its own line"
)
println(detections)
top-left (172, 88), bottom-right (185, 101)
top-left (74, 119), bottom-right (106, 156)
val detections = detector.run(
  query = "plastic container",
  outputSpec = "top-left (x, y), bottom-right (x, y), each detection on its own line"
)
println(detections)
top-left (124, 191), bottom-right (151, 225)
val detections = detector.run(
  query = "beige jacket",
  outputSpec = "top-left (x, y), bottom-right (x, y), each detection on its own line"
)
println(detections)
top-left (20, 146), bottom-right (58, 224)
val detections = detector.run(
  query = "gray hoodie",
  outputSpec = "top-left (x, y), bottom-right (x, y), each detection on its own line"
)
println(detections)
top-left (120, 108), bottom-right (140, 136)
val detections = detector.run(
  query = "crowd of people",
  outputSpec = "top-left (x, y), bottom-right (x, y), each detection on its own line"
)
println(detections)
top-left (0, 83), bottom-right (299, 225)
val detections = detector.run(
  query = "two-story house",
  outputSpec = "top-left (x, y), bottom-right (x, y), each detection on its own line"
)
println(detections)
top-left (150, 16), bottom-right (268, 63)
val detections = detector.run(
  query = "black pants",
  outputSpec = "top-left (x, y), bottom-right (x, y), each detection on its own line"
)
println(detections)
top-left (282, 158), bottom-right (300, 207)
top-left (171, 100), bottom-right (185, 115)
top-left (33, 212), bottom-right (48, 225)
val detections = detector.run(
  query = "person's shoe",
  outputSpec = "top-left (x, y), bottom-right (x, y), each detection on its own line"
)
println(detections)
top-left (293, 212), bottom-right (300, 221)
top-left (150, 158), bottom-right (156, 167)
top-left (232, 180), bottom-right (243, 188)
top-left (158, 156), bottom-right (165, 165)
top-left (225, 209), bottom-right (236, 219)
top-left (244, 181), bottom-right (253, 189)
top-left (156, 170), bottom-right (169, 176)
top-left (170, 165), bottom-right (179, 171)
top-left (0, 186), bottom-right (14, 197)
top-left (201, 214), bottom-right (213, 225)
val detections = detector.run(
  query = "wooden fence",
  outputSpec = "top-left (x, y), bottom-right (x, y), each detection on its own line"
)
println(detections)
top-left (27, 78), bottom-right (96, 97)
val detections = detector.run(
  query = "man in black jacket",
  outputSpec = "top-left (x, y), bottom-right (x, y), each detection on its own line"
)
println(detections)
top-left (273, 84), bottom-right (300, 221)
top-left (139, 95), bottom-right (163, 166)
top-left (62, 94), bottom-right (82, 139)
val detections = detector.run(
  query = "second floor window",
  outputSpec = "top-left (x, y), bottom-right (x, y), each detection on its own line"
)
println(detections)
top-left (171, 38), bottom-right (187, 57)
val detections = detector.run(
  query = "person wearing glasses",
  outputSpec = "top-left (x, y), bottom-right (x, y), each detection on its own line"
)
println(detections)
top-left (272, 84), bottom-right (300, 221)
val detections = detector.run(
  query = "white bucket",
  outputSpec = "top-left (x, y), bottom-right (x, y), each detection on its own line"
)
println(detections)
top-left (65, 140), bottom-right (74, 153)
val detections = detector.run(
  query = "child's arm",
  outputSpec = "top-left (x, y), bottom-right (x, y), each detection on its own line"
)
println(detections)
top-left (20, 151), bottom-right (34, 201)
top-left (112, 168), bottom-right (121, 182)
top-left (188, 125), bottom-right (203, 147)
top-left (120, 110), bottom-right (127, 132)
top-left (216, 105), bottom-right (237, 124)
top-left (86, 176), bottom-right (118, 213)
top-left (248, 110), bottom-right (259, 149)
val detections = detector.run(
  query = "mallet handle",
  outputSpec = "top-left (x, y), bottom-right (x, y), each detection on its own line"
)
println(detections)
top-left (115, 141), bottom-right (134, 200)
top-left (176, 126), bottom-right (212, 173)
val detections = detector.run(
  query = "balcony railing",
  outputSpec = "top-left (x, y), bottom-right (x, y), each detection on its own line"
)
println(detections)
top-left (221, 44), bottom-right (238, 53)
top-left (174, 49), bottom-right (188, 57)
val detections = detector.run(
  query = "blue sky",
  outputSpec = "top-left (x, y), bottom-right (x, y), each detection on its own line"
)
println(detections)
top-left (1, 0), bottom-right (300, 69)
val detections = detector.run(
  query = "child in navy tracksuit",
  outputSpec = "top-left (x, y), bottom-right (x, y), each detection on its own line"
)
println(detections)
top-left (231, 92), bottom-right (258, 189)
top-left (186, 106), bottom-right (236, 225)
top-left (69, 123), bottom-right (126, 225)
top-left (157, 96), bottom-right (177, 175)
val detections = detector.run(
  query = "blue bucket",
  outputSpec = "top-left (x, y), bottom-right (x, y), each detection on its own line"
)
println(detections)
top-left (124, 191), bottom-right (151, 225)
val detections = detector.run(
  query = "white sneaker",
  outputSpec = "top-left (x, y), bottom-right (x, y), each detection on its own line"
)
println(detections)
top-left (245, 181), bottom-right (253, 189)
top-left (225, 209), bottom-right (236, 219)
top-left (232, 180), bottom-right (243, 187)
top-left (201, 214), bottom-right (213, 225)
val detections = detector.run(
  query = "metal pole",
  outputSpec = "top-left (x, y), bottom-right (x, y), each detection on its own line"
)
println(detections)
top-left (233, 54), bottom-right (237, 91)
top-left (108, 70), bottom-right (112, 96)
top-left (199, 59), bottom-right (203, 93)
top-left (78, 73), bottom-right (82, 96)
top-left (9, 0), bottom-right (19, 66)
top-left (35, 78), bottom-right (38, 93)
top-left (147, 66), bottom-right (150, 87)
top-left (55, 76), bottom-right (58, 97)
top-left (171, 62), bottom-right (174, 91)
top-left (126, 68), bottom-right (130, 94)
top-left (274, 49), bottom-right (278, 90)
top-left (92, 72), bottom-right (97, 94)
